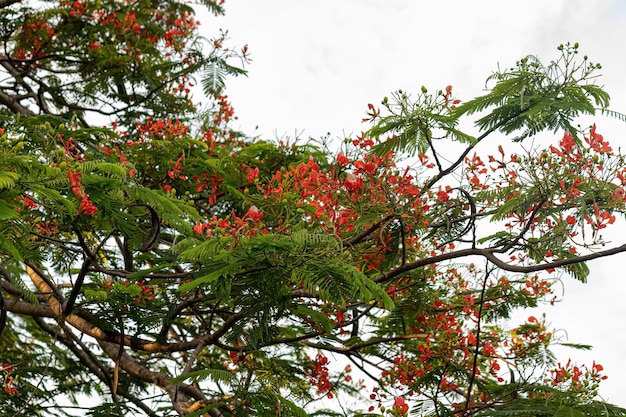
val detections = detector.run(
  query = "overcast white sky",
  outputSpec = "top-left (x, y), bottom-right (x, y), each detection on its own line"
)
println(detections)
top-left (204, 0), bottom-right (626, 406)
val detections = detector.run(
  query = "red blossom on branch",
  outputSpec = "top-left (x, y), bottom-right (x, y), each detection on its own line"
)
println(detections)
top-left (67, 170), bottom-right (97, 215)
top-left (392, 397), bottom-right (409, 415)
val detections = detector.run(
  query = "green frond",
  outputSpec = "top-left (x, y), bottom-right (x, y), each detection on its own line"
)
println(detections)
top-left (128, 187), bottom-right (197, 219)
top-left (0, 171), bottom-right (19, 190)
top-left (200, 1), bottom-right (226, 15)
top-left (202, 58), bottom-right (247, 96)
top-left (580, 83), bottom-right (611, 108)
top-left (248, 391), bottom-right (309, 417)
top-left (0, 199), bottom-right (19, 221)
top-left (160, 210), bottom-right (194, 235)
top-left (30, 184), bottom-right (78, 217)
top-left (8, 271), bottom-right (38, 305)
top-left (480, 399), bottom-right (626, 417)
top-left (291, 305), bottom-right (334, 333)
top-left (600, 107), bottom-right (626, 123)
top-left (171, 368), bottom-right (237, 385)
top-left (81, 161), bottom-right (128, 179)
top-left (178, 236), bottom-right (230, 262)
top-left (455, 47), bottom-right (613, 142)
top-left (291, 227), bottom-right (340, 251)
top-left (446, 126), bottom-right (477, 145)
top-left (177, 261), bottom-right (239, 293)
top-left (477, 231), bottom-right (516, 247)
top-left (566, 258), bottom-right (590, 282)
top-left (558, 342), bottom-right (592, 350)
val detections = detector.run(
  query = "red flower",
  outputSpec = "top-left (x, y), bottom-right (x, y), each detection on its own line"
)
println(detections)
top-left (585, 124), bottom-right (612, 153)
top-left (436, 190), bottom-right (449, 202)
top-left (193, 221), bottom-right (209, 235)
top-left (68, 170), bottom-right (81, 188)
top-left (344, 173), bottom-right (363, 192)
top-left (353, 159), bottom-right (377, 175)
top-left (2, 364), bottom-right (19, 396)
top-left (336, 152), bottom-right (350, 167)
top-left (243, 205), bottom-right (263, 222)
top-left (23, 196), bottom-right (38, 210)
top-left (559, 131), bottom-right (576, 153)
top-left (392, 397), bottom-right (409, 415)
top-left (167, 154), bottom-right (184, 179)
top-left (78, 195), bottom-right (98, 215)
top-left (246, 167), bottom-right (259, 183)
top-left (1, 363), bottom-right (16, 373)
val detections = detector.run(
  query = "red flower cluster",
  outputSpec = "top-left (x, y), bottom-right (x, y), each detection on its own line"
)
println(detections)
top-left (548, 359), bottom-right (607, 390)
top-left (193, 206), bottom-right (264, 241)
top-left (67, 170), bottom-right (97, 215)
top-left (2, 364), bottom-right (18, 396)
top-left (306, 353), bottom-right (332, 397)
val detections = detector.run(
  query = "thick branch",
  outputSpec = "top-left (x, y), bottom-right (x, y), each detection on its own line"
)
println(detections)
top-left (29, 317), bottom-right (159, 416)
top-left (483, 244), bottom-right (626, 272)
top-left (0, 0), bottom-right (23, 9)
top-left (374, 243), bottom-right (626, 283)
top-left (25, 265), bottom-right (245, 352)
top-left (98, 340), bottom-right (219, 416)
top-left (4, 299), bottom-right (55, 317)
top-left (0, 90), bottom-right (36, 115)
top-left (344, 215), bottom-right (393, 246)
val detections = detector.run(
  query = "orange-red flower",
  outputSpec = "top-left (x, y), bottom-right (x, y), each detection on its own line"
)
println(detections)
top-left (392, 397), bottom-right (409, 415)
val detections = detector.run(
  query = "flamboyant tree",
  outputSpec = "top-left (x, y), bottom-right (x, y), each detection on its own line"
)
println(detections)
top-left (0, 0), bottom-right (625, 416)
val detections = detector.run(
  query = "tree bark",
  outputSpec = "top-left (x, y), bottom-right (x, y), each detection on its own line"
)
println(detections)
top-left (0, 0), bottom-right (23, 9)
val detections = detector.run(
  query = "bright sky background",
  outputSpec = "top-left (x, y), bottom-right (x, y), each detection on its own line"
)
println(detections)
top-left (203, 0), bottom-right (626, 407)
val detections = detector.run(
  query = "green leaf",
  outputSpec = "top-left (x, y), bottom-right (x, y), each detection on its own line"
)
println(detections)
top-left (0, 199), bottom-right (19, 220)
top-left (0, 171), bottom-right (19, 189)
top-left (553, 407), bottom-right (586, 417)
top-left (558, 342), bottom-right (592, 350)
top-left (0, 233), bottom-right (23, 262)
top-left (291, 305), bottom-right (333, 333)
top-left (84, 289), bottom-right (108, 302)
top-left (31, 184), bottom-right (78, 216)
top-left (171, 368), bottom-right (237, 385)
top-left (90, 162), bottom-right (128, 179)
top-left (177, 263), bottom-right (239, 293)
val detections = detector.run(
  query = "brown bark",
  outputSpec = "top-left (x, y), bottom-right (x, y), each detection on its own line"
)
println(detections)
top-left (98, 339), bottom-right (218, 415)
top-left (0, 90), bottom-right (35, 116)
top-left (24, 265), bottom-right (245, 353)
top-left (0, 0), bottom-right (23, 9)
top-left (4, 299), bottom-right (55, 317)
top-left (374, 243), bottom-right (626, 283)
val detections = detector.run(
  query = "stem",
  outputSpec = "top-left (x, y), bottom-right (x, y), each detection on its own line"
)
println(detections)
top-left (463, 265), bottom-right (492, 416)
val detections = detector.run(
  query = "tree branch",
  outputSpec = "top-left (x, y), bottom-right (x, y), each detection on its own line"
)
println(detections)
top-left (344, 215), bottom-right (393, 246)
top-left (0, 90), bottom-right (36, 115)
top-left (98, 339), bottom-right (217, 415)
top-left (4, 299), bottom-right (54, 317)
top-left (306, 334), bottom-right (428, 354)
top-left (0, 0), bottom-right (23, 8)
top-left (25, 264), bottom-right (246, 352)
top-left (374, 242), bottom-right (626, 283)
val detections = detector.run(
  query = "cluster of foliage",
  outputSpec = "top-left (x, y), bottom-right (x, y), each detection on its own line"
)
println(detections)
top-left (0, 0), bottom-right (625, 415)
